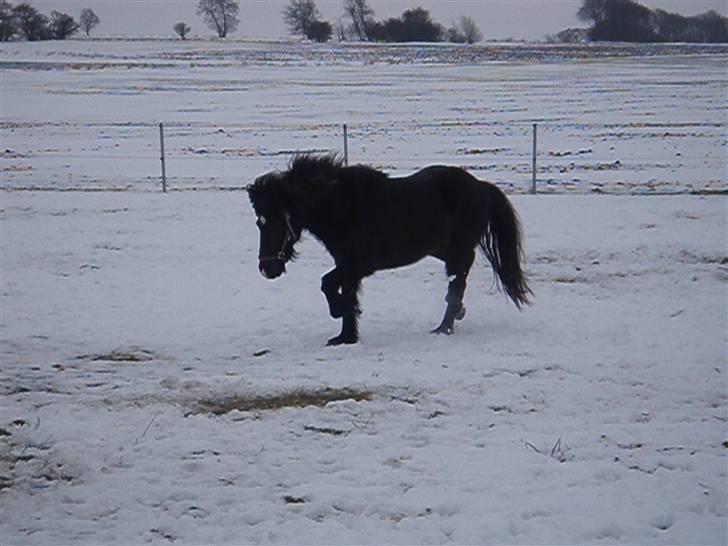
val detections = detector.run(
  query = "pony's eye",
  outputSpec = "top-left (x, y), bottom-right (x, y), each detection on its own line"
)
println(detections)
top-left (256, 216), bottom-right (266, 227)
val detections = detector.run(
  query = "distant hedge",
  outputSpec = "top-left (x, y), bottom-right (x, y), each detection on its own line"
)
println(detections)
top-left (578, 0), bottom-right (727, 43)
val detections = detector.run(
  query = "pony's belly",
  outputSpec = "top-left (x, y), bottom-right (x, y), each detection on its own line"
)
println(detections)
top-left (374, 245), bottom-right (434, 271)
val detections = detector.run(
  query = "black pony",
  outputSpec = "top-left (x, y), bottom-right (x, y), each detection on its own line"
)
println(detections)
top-left (247, 154), bottom-right (531, 346)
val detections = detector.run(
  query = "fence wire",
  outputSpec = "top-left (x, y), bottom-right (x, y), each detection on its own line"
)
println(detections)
top-left (1, 120), bottom-right (725, 194)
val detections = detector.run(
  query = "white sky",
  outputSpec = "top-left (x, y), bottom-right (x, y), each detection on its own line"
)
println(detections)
top-left (29, 0), bottom-right (728, 40)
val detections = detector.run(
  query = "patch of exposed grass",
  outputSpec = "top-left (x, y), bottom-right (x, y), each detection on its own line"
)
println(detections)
top-left (303, 425), bottom-right (347, 436)
top-left (283, 495), bottom-right (306, 504)
top-left (76, 348), bottom-right (158, 363)
top-left (193, 387), bottom-right (373, 416)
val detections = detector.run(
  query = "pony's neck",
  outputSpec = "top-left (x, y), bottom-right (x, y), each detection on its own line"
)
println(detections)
top-left (290, 181), bottom-right (343, 249)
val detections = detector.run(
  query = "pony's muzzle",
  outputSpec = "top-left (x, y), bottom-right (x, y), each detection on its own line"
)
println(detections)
top-left (259, 259), bottom-right (285, 280)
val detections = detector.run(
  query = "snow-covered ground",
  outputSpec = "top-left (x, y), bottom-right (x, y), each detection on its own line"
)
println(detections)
top-left (1, 190), bottom-right (726, 544)
top-left (1, 40), bottom-right (727, 545)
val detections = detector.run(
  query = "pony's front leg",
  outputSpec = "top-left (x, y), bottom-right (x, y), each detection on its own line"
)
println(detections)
top-left (321, 268), bottom-right (344, 318)
top-left (326, 277), bottom-right (361, 346)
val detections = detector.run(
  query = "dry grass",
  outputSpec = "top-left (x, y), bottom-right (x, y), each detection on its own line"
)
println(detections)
top-left (193, 387), bottom-right (373, 416)
top-left (76, 348), bottom-right (158, 362)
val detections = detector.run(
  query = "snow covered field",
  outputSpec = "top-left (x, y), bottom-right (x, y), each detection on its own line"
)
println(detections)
top-left (1, 190), bottom-right (726, 544)
top-left (1, 40), bottom-right (727, 545)
top-left (1, 40), bottom-right (726, 193)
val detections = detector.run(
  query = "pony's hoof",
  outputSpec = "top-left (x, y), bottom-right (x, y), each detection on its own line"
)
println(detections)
top-left (455, 305), bottom-right (466, 321)
top-left (326, 334), bottom-right (358, 346)
top-left (430, 325), bottom-right (453, 335)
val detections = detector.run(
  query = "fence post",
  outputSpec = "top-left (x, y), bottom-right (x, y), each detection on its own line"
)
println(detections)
top-left (343, 123), bottom-right (348, 166)
top-left (159, 122), bottom-right (167, 193)
top-left (531, 123), bottom-right (537, 194)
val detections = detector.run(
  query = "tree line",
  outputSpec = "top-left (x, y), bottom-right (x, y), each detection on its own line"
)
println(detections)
top-left (0, 1), bottom-right (99, 41)
top-left (283, 0), bottom-right (482, 44)
top-left (196, 0), bottom-right (482, 43)
top-left (0, 0), bottom-right (482, 44)
top-left (577, 0), bottom-right (727, 43)
top-left (6, 0), bottom-right (722, 45)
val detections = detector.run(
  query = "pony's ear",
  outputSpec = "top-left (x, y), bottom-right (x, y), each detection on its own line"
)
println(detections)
top-left (247, 172), bottom-right (281, 200)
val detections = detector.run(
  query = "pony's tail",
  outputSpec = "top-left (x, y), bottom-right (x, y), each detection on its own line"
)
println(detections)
top-left (478, 182), bottom-right (532, 309)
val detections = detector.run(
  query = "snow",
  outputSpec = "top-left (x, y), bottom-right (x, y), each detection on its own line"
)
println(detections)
top-left (1, 40), bottom-right (727, 545)
top-left (2, 191), bottom-right (726, 545)
top-left (1, 40), bottom-right (726, 193)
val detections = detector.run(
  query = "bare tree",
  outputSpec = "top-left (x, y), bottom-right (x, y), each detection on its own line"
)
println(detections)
top-left (196, 0), bottom-right (239, 38)
top-left (308, 19), bottom-right (332, 42)
top-left (334, 17), bottom-right (346, 41)
top-left (173, 22), bottom-right (191, 40)
top-left (0, 1), bottom-right (17, 41)
top-left (282, 0), bottom-right (320, 38)
top-left (577, 0), bottom-right (610, 25)
top-left (577, 0), bottom-right (655, 42)
top-left (457, 15), bottom-right (482, 44)
top-left (447, 25), bottom-right (465, 43)
top-left (343, 0), bottom-right (374, 41)
top-left (79, 8), bottom-right (99, 37)
top-left (50, 11), bottom-right (79, 39)
top-left (13, 2), bottom-right (48, 41)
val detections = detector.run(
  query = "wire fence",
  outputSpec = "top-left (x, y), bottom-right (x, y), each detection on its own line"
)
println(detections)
top-left (2, 120), bottom-right (725, 195)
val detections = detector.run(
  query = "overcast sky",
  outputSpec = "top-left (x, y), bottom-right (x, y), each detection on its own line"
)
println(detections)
top-left (29, 0), bottom-right (728, 40)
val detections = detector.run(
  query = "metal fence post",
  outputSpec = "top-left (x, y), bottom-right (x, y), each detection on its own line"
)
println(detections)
top-left (159, 122), bottom-right (167, 193)
top-left (343, 123), bottom-right (348, 166)
top-left (531, 123), bottom-right (537, 194)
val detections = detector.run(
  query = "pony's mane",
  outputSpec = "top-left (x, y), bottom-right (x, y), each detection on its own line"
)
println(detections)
top-left (287, 153), bottom-right (344, 180)
top-left (248, 154), bottom-right (345, 211)
top-left (249, 153), bottom-right (384, 210)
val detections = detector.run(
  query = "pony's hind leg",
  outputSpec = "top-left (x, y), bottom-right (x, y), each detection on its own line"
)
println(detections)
top-left (432, 249), bottom-right (474, 335)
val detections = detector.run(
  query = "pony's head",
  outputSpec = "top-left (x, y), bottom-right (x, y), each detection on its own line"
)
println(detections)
top-left (246, 154), bottom-right (343, 279)
top-left (247, 171), bottom-right (301, 279)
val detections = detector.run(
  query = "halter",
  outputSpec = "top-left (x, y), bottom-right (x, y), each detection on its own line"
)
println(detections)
top-left (258, 212), bottom-right (296, 263)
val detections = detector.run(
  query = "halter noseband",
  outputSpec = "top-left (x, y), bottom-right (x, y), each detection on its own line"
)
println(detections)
top-left (258, 212), bottom-right (296, 263)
